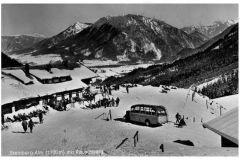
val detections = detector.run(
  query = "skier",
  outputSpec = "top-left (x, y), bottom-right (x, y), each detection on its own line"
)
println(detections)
top-left (116, 97), bottom-right (120, 107)
top-left (22, 120), bottom-right (28, 133)
top-left (28, 118), bottom-right (34, 133)
top-left (39, 112), bottom-right (43, 124)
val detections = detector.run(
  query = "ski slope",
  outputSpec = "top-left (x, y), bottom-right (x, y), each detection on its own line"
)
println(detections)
top-left (1, 85), bottom-right (237, 156)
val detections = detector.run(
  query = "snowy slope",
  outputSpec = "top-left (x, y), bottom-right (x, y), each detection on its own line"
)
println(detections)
top-left (2, 85), bottom-right (235, 156)
top-left (213, 94), bottom-right (238, 111)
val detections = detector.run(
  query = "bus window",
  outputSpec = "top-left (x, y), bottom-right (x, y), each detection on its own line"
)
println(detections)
top-left (132, 106), bottom-right (140, 113)
top-left (150, 109), bottom-right (156, 115)
top-left (140, 107), bottom-right (145, 113)
top-left (157, 110), bottom-right (166, 116)
top-left (144, 107), bottom-right (151, 114)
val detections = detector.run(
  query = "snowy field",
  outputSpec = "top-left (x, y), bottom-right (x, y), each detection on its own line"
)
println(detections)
top-left (2, 85), bottom-right (238, 156)
top-left (91, 63), bottom-right (152, 79)
top-left (9, 53), bottom-right (63, 65)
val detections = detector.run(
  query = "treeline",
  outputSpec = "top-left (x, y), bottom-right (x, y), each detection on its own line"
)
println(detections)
top-left (199, 70), bottom-right (238, 99)
top-left (147, 46), bottom-right (238, 87)
top-left (103, 35), bottom-right (238, 88)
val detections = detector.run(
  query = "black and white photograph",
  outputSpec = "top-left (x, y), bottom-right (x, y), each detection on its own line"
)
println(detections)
top-left (1, 1), bottom-right (239, 157)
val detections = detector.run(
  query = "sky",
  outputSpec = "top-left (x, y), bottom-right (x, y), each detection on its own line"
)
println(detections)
top-left (1, 3), bottom-right (238, 37)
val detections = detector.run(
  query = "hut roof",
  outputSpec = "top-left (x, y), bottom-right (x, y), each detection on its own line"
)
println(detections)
top-left (2, 69), bottom-right (32, 84)
top-left (1, 74), bottom-right (87, 105)
top-left (30, 69), bottom-right (69, 79)
top-left (203, 107), bottom-right (238, 145)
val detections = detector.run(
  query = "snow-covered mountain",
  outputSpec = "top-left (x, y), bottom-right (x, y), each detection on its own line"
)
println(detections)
top-left (104, 23), bottom-right (238, 88)
top-left (178, 23), bottom-right (238, 59)
top-left (189, 30), bottom-right (209, 42)
top-left (9, 14), bottom-right (206, 64)
top-left (1, 34), bottom-right (46, 52)
top-left (182, 20), bottom-right (238, 38)
top-left (32, 21), bottom-right (90, 49)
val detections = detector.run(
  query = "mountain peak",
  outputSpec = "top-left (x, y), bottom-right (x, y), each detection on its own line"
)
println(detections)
top-left (182, 19), bottom-right (238, 38)
top-left (67, 21), bottom-right (89, 34)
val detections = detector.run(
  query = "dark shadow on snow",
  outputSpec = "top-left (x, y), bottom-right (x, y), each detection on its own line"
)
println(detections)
top-left (114, 118), bottom-right (162, 128)
top-left (12, 131), bottom-right (30, 134)
top-left (173, 140), bottom-right (194, 146)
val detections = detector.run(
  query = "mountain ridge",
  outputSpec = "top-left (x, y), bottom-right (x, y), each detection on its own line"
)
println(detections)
top-left (7, 14), bottom-right (207, 63)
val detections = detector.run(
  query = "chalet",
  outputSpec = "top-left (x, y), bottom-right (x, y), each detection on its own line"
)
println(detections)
top-left (203, 107), bottom-right (238, 147)
top-left (30, 69), bottom-right (72, 84)
top-left (1, 64), bottom-right (98, 114)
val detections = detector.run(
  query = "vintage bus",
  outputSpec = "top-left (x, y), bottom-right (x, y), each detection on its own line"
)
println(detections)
top-left (125, 104), bottom-right (168, 126)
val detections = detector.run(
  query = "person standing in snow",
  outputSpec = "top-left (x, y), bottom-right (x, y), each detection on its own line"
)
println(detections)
top-left (28, 118), bottom-right (34, 133)
top-left (192, 86), bottom-right (197, 101)
top-left (111, 97), bottom-right (115, 107)
top-left (116, 97), bottom-right (120, 107)
top-left (22, 120), bottom-right (28, 133)
top-left (39, 112), bottom-right (43, 124)
top-left (175, 113), bottom-right (180, 124)
top-left (126, 86), bottom-right (129, 94)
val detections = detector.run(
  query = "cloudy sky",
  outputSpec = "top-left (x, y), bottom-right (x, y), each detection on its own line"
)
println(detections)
top-left (1, 3), bottom-right (238, 37)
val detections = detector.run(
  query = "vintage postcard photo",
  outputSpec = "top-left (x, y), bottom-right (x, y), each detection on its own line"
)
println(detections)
top-left (1, 2), bottom-right (238, 156)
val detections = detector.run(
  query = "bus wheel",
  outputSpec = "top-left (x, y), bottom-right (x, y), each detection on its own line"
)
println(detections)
top-left (145, 120), bottom-right (150, 126)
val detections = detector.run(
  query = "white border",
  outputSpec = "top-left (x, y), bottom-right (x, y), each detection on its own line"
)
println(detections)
top-left (0, 0), bottom-right (239, 160)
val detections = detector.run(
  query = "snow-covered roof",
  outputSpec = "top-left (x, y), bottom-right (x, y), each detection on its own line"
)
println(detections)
top-left (2, 69), bottom-right (32, 84)
top-left (53, 65), bottom-right (98, 80)
top-left (203, 107), bottom-right (238, 145)
top-left (30, 69), bottom-right (69, 79)
top-left (1, 74), bottom-right (87, 105)
top-left (1, 65), bottom-right (97, 105)
top-left (30, 66), bottom-right (97, 80)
